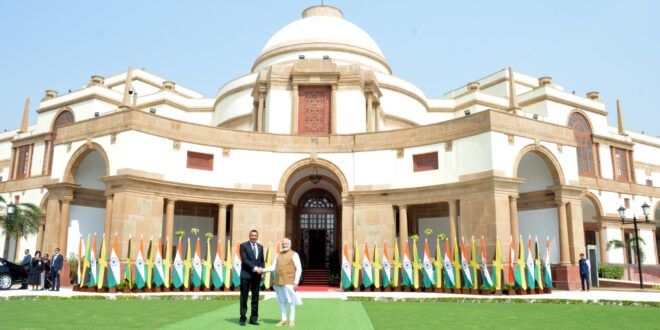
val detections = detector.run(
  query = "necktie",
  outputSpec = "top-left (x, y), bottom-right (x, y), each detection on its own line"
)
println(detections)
top-left (252, 243), bottom-right (257, 258)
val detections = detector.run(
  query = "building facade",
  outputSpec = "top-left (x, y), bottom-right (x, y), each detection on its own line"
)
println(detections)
top-left (1, 6), bottom-right (659, 289)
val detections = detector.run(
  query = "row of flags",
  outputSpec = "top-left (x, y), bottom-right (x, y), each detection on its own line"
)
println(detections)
top-left (341, 235), bottom-right (553, 291)
top-left (76, 234), bottom-right (282, 290)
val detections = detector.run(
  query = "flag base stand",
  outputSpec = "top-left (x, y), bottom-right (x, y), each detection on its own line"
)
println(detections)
top-left (534, 288), bottom-right (541, 294)
top-left (424, 288), bottom-right (433, 292)
top-left (480, 290), bottom-right (491, 295)
top-left (183, 287), bottom-right (190, 292)
top-left (494, 290), bottom-right (502, 295)
top-left (108, 288), bottom-right (117, 293)
top-left (171, 288), bottom-right (180, 292)
top-left (98, 287), bottom-right (107, 293)
top-left (72, 285), bottom-right (80, 291)
top-left (203, 287), bottom-right (210, 292)
top-left (384, 287), bottom-right (392, 292)
top-left (193, 287), bottom-right (200, 292)
top-left (434, 288), bottom-right (443, 293)
top-left (460, 288), bottom-right (469, 294)
top-left (87, 287), bottom-right (98, 292)
top-left (515, 289), bottom-right (526, 295)
top-left (233, 287), bottom-right (240, 292)
top-left (414, 288), bottom-right (422, 292)
top-left (363, 287), bottom-right (371, 292)
top-left (394, 287), bottom-right (401, 292)
top-left (122, 288), bottom-right (132, 293)
top-left (162, 287), bottom-right (170, 292)
top-left (153, 287), bottom-right (162, 293)
top-left (526, 288), bottom-right (536, 295)
top-left (543, 288), bottom-right (552, 294)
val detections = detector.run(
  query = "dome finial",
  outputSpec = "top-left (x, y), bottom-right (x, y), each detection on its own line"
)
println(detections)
top-left (302, 5), bottom-right (343, 19)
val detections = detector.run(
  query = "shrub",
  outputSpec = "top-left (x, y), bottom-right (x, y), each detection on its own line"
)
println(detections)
top-left (598, 265), bottom-right (624, 279)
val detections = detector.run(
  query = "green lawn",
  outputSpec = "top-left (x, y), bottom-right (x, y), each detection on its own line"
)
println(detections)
top-left (1, 298), bottom-right (658, 329)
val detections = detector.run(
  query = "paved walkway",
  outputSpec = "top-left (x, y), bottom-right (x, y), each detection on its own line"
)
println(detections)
top-left (2, 286), bottom-right (660, 303)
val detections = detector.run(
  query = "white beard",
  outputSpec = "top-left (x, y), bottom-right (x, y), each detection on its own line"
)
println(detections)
top-left (281, 247), bottom-right (290, 252)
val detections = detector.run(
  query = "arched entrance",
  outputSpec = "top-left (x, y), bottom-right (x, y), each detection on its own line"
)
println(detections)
top-left (297, 189), bottom-right (337, 269)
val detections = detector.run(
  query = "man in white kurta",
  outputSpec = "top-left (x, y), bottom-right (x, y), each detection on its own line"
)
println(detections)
top-left (263, 238), bottom-right (302, 327)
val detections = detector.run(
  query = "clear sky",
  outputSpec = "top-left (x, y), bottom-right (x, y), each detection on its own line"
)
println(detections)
top-left (1, 1), bottom-right (658, 136)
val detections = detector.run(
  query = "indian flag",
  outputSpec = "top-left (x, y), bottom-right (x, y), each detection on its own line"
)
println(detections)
top-left (543, 237), bottom-right (553, 288)
top-left (480, 236), bottom-right (493, 290)
top-left (382, 242), bottom-right (391, 288)
top-left (469, 236), bottom-right (479, 290)
top-left (135, 236), bottom-right (146, 289)
top-left (534, 236), bottom-right (543, 290)
top-left (492, 236), bottom-right (503, 291)
top-left (202, 238), bottom-right (212, 289)
top-left (145, 237), bottom-right (154, 289)
top-left (372, 243), bottom-right (381, 289)
top-left (77, 236), bottom-right (84, 285)
top-left (402, 240), bottom-right (413, 287)
top-left (422, 239), bottom-right (434, 288)
top-left (526, 236), bottom-right (535, 290)
top-left (391, 239), bottom-right (401, 288)
top-left (341, 243), bottom-right (352, 289)
top-left (172, 238), bottom-right (184, 288)
top-left (88, 234), bottom-right (98, 288)
top-left (212, 240), bottom-right (224, 289)
top-left (411, 239), bottom-right (421, 289)
top-left (192, 238), bottom-right (203, 288)
top-left (433, 238), bottom-right (442, 289)
top-left (81, 234), bottom-right (90, 287)
top-left (362, 242), bottom-right (373, 288)
top-left (124, 235), bottom-right (132, 290)
top-left (232, 243), bottom-right (241, 288)
top-left (108, 235), bottom-right (121, 289)
top-left (223, 240), bottom-right (232, 290)
top-left (443, 238), bottom-right (455, 288)
top-left (153, 238), bottom-right (164, 287)
top-left (460, 237), bottom-right (473, 288)
top-left (508, 236), bottom-right (515, 285)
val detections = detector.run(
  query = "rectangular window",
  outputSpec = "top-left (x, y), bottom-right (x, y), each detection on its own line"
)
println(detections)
top-left (186, 151), bottom-right (213, 171)
top-left (413, 152), bottom-right (439, 172)
top-left (647, 179), bottom-right (654, 187)
top-left (613, 148), bottom-right (628, 181)
top-left (624, 198), bottom-right (630, 209)
top-left (15, 144), bottom-right (32, 179)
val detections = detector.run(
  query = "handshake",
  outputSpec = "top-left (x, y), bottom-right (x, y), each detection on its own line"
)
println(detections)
top-left (254, 267), bottom-right (264, 274)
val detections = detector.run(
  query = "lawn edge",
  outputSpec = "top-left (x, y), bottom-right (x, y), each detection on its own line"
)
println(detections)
top-left (348, 296), bottom-right (660, 308)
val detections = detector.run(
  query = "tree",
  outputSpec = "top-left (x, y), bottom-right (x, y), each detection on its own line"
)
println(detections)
top-left (606, 237), bottom-right (646, 263)
top-left (1, 196), bottom-right (43, 261)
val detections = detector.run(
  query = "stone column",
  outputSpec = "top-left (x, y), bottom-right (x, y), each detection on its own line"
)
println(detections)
top-left (599, 226), bottom-right (608, 263)
top-left (104, 195), bottom-right (113, 242)
top-left (36, 220), bottom-right (45, 252)
top-left (399, 205), bottom-right (409, 243)
top-left (342, 197), bottom-right (354, 252)
top-left (257, 95), bottom-right (265, 132)
top-left (557, 200), bottom-right (570, 264)
top-left (509, 196), bottom-right (519, 247)
top-left (58, 199), bottom-right (72, 256)
top-left (448, 200), bottom-right (457, 241)
top-left (566, 199), bottom-right (585, 263)
top-left (42, 198), bottom-right (62, 254)
top-left (292, 84), bottom-right (299, 134)
top-left (331, 85), bottom-right (337, 134)
top-left (366, 94), bottom-right (374, 132)
top-left (217, 204), bottom-right (227, 248)
top-left (165, 199), bottom-right (175, 243)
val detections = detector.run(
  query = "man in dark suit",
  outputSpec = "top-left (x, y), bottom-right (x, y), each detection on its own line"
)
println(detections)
top-left (578, 253), bottom-right (590, 292)
top-left (20, 249), bottom-right (31, 289)
top-left (50, 247), bottom-right (63, 291)
top-left (239, 230), bottom-right (265, 326)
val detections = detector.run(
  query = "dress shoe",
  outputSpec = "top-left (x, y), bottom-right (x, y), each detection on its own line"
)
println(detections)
top-left (239, 321), bottom-right (246, 326)
top-left (289, 321), bottom-right (296, 327)
top-left (249, 320), bottom-right (260, 325)
top-left (276, 320), bottom-right (288, 327)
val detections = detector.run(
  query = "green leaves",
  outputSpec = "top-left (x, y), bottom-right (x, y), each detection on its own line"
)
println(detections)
top-left (1, 202), bottom-right (42, 240)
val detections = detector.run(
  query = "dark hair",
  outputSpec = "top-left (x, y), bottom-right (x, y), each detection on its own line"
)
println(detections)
top-left (580, 253), bottom-right (585, 256)
top-left (34, 251), bottom-right (41, 257)
top-left (249, 230), bottom-right (259, 235)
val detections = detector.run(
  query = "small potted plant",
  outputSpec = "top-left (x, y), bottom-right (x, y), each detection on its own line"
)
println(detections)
top-left (502, 283), bottom-right (513, 295)
top-left (190, 228), bottom-right (199, 236)
top-left (122, 279), bottom-right (132, 294)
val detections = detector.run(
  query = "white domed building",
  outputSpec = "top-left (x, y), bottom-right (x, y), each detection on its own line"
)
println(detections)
top-left (1, 6), bottom-right (659, 289)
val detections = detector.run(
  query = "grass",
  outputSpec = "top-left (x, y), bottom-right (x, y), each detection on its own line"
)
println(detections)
top-left (0, 298), bottom-right (658, 329)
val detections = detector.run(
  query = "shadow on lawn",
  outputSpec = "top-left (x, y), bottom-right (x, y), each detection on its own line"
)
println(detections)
top-left (224, 318), bottom-right (280, 325)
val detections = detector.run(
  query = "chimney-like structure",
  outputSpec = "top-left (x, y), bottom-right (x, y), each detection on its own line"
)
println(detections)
top-left (121, 66), bottom-right (134, 108)
top-left (19, 98), bottom-right (30, 133)
top-left (508, 67), bottom-right (519, 112)
top-left (617, 99), bottom-right (627, 136)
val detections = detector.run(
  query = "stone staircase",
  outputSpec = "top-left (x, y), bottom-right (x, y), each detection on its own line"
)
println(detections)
top-left (301, 269), bottom-right (329, 286)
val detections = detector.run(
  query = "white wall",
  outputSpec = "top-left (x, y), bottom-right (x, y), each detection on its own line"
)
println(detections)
top-left (604, 227), bottom-right (624, 263)
top-left (74, 151), bottom-right (106, 190)
top-left (68, 205), bottom-right (105, 257)
top-left (517, 152), bottom-right (554, 193)
top-left (265, 86), bottom-right (293, 134)
top-left (335, 88), bottom-right (366, 134)
top-left (518, 208), bottom-right (560, 263)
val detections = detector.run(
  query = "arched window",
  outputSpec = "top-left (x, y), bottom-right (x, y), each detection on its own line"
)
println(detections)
top-left (44, 110), bottom-right (75, 175)
top-left (568, 112), bottom-right (595, 176)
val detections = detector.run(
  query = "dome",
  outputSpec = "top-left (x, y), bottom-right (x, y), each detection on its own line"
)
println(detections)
top-left (253, 6), bottom-right (390, 74)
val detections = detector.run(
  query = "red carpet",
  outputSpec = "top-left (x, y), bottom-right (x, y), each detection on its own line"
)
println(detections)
top-left (297, 285), bottom-right (342, 292)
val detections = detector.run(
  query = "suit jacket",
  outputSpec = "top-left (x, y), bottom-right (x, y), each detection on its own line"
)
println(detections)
top-left (578, 259), bottom-right (589, 275)
top-left (21, 254), bottom-right (31, 269)
top-left (240, 241), bottom-right (264, 279)
top-left (51, 254), bottom-right (63, 273)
